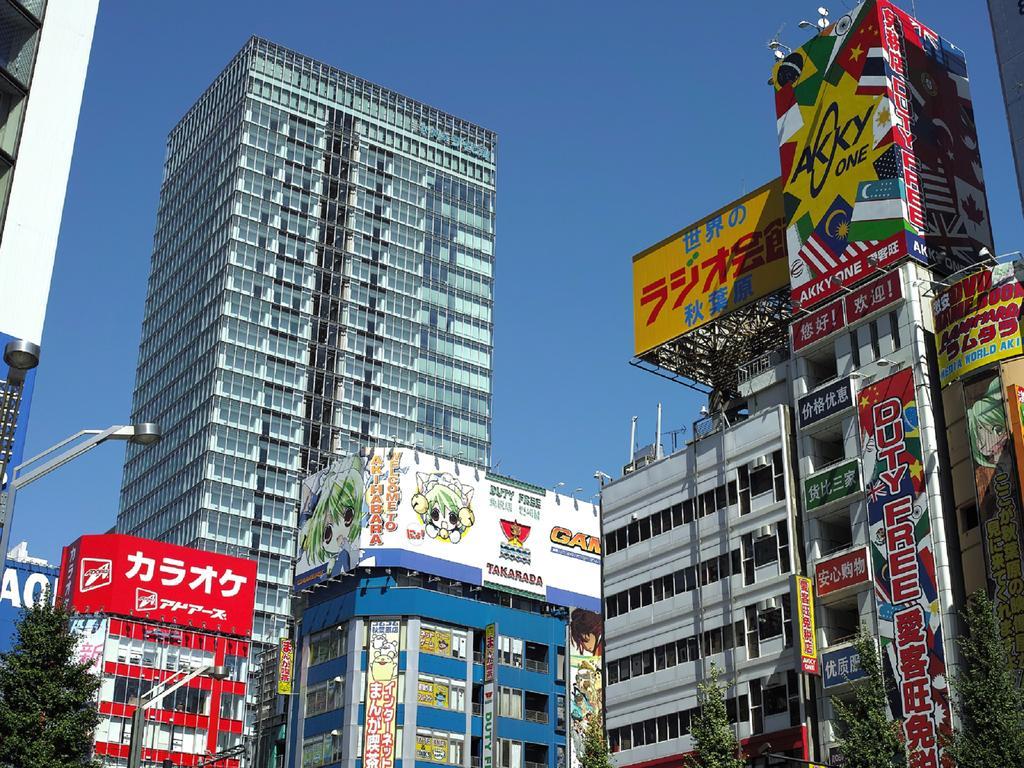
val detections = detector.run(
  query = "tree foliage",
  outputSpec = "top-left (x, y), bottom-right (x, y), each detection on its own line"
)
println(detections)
top-left (686, 663), bottom-right (744, 768)
top-left (946, 589), bottom-right (1024, 768)
top-left (0, 594), bottom-right (100, 768)
top-left (580, 711), bottom-right (613, 768)
top-left (830, 626), bottom-right (904, 768)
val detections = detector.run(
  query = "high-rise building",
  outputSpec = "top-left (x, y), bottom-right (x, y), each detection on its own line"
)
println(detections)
top-left (987, 0), bottom-right (1024, 216)
top-left (117, 37), bottom-right (496, 648)
top-left (0, 0), bottom-right (98, 559)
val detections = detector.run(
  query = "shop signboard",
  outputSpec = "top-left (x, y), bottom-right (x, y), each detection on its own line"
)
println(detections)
top-left (803, 459), bottom-right (861, 512)
top-left (815, 547), bottom-right (871, 598)
top-left (364, 619), bottom-right (400, 768)
top-left (798, 377), bottom-right (854, 430)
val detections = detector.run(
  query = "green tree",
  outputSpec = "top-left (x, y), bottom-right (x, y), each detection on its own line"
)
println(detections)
top-left (830, 626), bottom-right (904, 768)
top-left (946, 589), bottom-right (1024, 768)
top-left (0, 593), bottom-right (100, 768)
top-left (686, 663), bottom-right (743, 768)
top-left (580, 712), bottom-right (613, 768)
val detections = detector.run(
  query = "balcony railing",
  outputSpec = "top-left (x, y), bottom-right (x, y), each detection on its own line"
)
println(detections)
top-left (473, 651), bottom-right (483, 664)
top-left (471, 758), bottom-right (482, 768)
top-left (524, 659), bottom-right (548, 674)
top-left (472, 702), bottom-right (482, 716)
top-left (525, 709), bottom-right (548, 724)
top-left (525, 760), bottom-right (546, 768)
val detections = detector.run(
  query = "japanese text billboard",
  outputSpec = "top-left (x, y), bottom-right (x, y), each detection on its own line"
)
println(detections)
top-left (569, 609), bottom-right (603, 768)
top-left (295, 449), bottom-right (601, 611)
top-left (859, 368), bottom-right (950, 763)
top-left (278, 637), bottom-right (294, 695)
top-left (365, 619), bottom-right (399, 768)
top-left (933, 262), bottom-right (1024, 387)
top-left (57, 534), bottom-right (257, 638)
top-left (964, 368), bottom-right (1024, 682)
top-left (632, 179), bottom-right (787, 356)
top-left (774, 0), bottom-right (992, 310)
top-left (483, 623), bottom-right (496, 768)
top-left (795, 576), bottom-right (819, 674)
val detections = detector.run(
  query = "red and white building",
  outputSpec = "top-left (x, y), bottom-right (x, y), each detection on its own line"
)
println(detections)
top-left (57, 534), bottom-right (257, 767)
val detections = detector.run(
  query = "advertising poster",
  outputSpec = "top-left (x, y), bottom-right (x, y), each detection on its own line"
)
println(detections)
top-left (482, 623), bottom-right (496, 768)
top-left (858, 367), bottom-right (950, 763)
top-left (773, 0), bottom-right (992, 310)
top-left (277, 637), bottom-right (294, 695)
top-left (933, 262), bottom-right (1024, 387)
top-left (419, 626), bottom-right (453, 656)
top-left (632, 178), bottom-right (788, 356)
top-left (70, 617), bottom-right (106, 677)
top-left (57, 534), bottom-right (257, 638)
top-left (794, 576), bottom-right (819, 675)
top-left (568, 609), bottom-right (603, 768)
top-left (964, 370), bottom-right (1024, 682)
top-left (294, 449), bottom-right (602, 611)
top-left (364, 619), bottom-right (400, 768)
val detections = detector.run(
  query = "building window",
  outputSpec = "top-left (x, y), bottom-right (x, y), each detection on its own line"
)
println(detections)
top-left (499, 738), bottom-right (522, 768)
top-left (498, 685), bottom-right (523, 719)
top-left (498, 636), bottom-right (523, 667)
top-left (420, 623), bottom-right (468, 659)
top-left (416, 729), bottom-right (465, 765)
top-left (302, 732), bottom-right (343, 768)
top-left (418, 675), bottom-right (466, 712)
top-left (308, 625), bottom-right (347, 666)
top-left (305, 677), bottom-right (345, 717)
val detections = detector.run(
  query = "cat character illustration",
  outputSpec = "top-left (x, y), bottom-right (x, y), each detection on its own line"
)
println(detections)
top-left (411, 472), bottom-right (475, 543)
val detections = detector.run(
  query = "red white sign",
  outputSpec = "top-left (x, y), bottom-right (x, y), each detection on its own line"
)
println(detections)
top-left (58, 534), bottom-right (257, 637)
top-left (815, 547), bottom-right (871, 597)
top-left (795, 575), bottom-right (819, 675)
top-left (844, 270), bottom-right (903, 323)
top-left (792, 232), bottom-right (908, 311)
top-left (792, 299), bottom-right (845, 352)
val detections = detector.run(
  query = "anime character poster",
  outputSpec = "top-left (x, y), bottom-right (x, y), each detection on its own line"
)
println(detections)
top-left (294, 455), bottom-right (366, 590)
top-left (964, 371), bottom-right (1024, 683)
top-left (568, 609), bottom-right (603, 768)
top-left (859, 368), bottom-right (950, 765)
top-left (364, 619), bottom-right (400, 768)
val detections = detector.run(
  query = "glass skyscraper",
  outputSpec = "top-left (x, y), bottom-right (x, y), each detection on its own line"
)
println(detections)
top-left (117, 37), bottom-right (496, 646)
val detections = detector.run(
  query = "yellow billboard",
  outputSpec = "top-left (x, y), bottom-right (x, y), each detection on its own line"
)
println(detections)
top-left (632, 178), bottom-right (787, 356)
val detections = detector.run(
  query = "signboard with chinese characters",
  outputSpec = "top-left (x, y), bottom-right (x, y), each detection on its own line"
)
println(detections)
top-left (859, 367), bottom-right (950, 763)
top-left (963, 367), bottom-right (1024, 683)
top-left (821, 644), bottom-right (868, 689)
top-left (277, 637), bottom-right (294, 695)
top-left (794, 576), bottom-right (819, 674)
top-left (844, 270), bottom-right (903, 323)
top-left (792, 299), bottom-right (845, 352)
top-left (803, 459), bottom-right (861, 513)
top-left (798, 377), bottom-right (854, 430)
top-left (815, 547), bottom-right (871, 597)
top-left (70, 617), bottom-right (107, 677)
top-left (933, 262), bottom-right (1024, 387)
top-left (364, 619), bottom-right (400, 768)
top-left (57, 534), bottom-right (257, 637)
top-left (632, 179), bottom-right (788, 356)
top-left (482, 623), bottom-right (497, 768)
top-left (295, 449), bottom-right (601, 611)
top-left (569, 609), bottom-right (604, 768)
top-left (774, 0), bottom-right (992, 311)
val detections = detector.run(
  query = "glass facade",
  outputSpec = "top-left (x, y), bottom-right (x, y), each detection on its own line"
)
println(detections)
top-left (117, 37), bottom-right (496, 647)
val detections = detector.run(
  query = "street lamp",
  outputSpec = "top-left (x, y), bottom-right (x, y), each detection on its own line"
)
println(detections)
top-left (127, 664), bottom-right (230, 768)
top-left (0, 422), bottom-right (162, 577)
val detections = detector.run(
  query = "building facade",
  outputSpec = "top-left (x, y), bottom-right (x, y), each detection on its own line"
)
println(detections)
top-left (117, 37), bottom-right (496, 648)
top-left (987, 0), bottom-right (1024, 216)
top-left (0, 540), bottom-right (57, 651)
top-left (601, 406), bottom-right (812, 764)
top-left (283, 448), bottom-right (602, 768)
top-left (0, 0), bottom-right (98, 557)
top-left (57, 533), bottom-right (258, 767)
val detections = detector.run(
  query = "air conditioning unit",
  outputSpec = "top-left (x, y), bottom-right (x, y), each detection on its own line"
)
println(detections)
top-left (753, 454), bottom-right (771, 469)
top-left (757, 525), bottom-right (773, 539)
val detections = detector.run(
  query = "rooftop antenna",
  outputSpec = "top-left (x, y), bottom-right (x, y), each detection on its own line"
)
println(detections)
top-left (655, 403), bottom-right (663, 460)
top-left (629, 416), bottom-right (638, 464)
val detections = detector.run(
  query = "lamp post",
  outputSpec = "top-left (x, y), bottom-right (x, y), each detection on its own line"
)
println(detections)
top-left (127, 664), bottom-right (230, 768)
top-left (0, 422), bottom-right (162, 577)
top-left (0, 339), bottom-right (41, 486)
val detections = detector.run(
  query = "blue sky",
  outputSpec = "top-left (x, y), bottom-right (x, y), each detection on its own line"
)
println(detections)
top-left (11, 0), bottom-right (1024, 563)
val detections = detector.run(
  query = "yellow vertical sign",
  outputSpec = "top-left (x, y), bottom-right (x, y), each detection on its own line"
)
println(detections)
top-left (277, 637), bottom-right (294, 695)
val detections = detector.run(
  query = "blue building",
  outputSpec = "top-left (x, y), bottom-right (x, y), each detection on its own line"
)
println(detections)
top-left (284, 450), bottom-right (603, 768)
top-left (0, 544), bottom-right (58, 651)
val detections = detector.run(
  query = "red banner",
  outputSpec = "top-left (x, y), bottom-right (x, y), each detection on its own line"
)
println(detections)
top-left (58, 534), bottom-right (257, 637)
top-left (792, 299), bottom-right (845, 352)
top-left (815, 547), bottom-right (870, 597)
top-left (844, 270), bottom-right (903, 323)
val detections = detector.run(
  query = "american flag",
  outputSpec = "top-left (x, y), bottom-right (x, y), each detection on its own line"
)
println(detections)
top-left (919, 157), bottom-right (955, 214)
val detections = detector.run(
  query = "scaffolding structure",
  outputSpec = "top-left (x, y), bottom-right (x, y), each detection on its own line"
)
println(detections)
top-left (631, 287), bottom-right (792, 398)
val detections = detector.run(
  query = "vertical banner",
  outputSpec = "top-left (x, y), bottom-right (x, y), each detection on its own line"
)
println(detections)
top-left (859, 368), bottom-right (950, 764)
top-left (794, 576), bottom-right (819, 674)
top-left (365, 619), bottom-right (400, 768)
top-left (568, 609), bottom-right (604, 768)
top-left (278, 637), bottom-right (294, 695)
top-left (482, 624), bottom-right (497, 768)
top-left (964, 370), bottom-right (1024, 682)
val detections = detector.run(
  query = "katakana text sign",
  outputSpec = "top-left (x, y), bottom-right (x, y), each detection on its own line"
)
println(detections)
top-left (632, 179), bottom-right (788, 356)
top-left (364, 619), bottom-right (400, 768)
top-left (773, 0), bottom-right (992, 310)
top-left (58, 534), bottom-right (257, 637)
top-left (858, 368), bottom-right (950, 767)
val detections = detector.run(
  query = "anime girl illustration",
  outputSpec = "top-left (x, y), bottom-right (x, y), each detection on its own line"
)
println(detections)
top-left (411, 472), bottom-right (475, 543)
top-left (966, 374), bottom-right (1013, 511)
top-left (569, 609), bottom-right (604, 657)
top-left (296, 455), bottom-right (364, 579)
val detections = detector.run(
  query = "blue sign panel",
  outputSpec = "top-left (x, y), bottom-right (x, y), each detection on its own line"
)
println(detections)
top-left (0, 559), bottom-right (58, 651)
top-left (821, 643), bottom-right (867, 689)
top-left (798, 376), bottom-right (853, 430)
